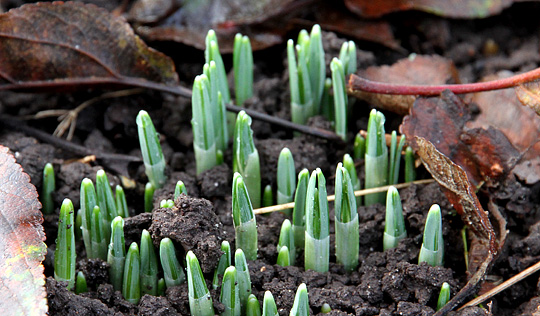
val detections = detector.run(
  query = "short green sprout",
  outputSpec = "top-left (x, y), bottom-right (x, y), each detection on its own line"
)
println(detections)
top-left (331, 58), bottom-right (347, 140)
top-left (277, 147), bottom-right (296, 215)
top-left (54, 199), bottom-right (76, 290)
top-left (136, 110), bottom-right (167, 189)
top-left (353, 133), bottom-right (365, 160)
top-left (365, 109), bottom-right (388, 205)
top-left (235, 249), bottom-right (252, 314)
top-left (160, 238), bottom-right (186, 288)
top-left (187, 250), bottom-right (215, 316)
top-left (220, 266), bottom-right (240, 316)
top-left (404, 146), bottom-right (416, 183)
top-left (232, 172), bottom-right (258, 261)
top-left (115, 185), bottom-right (130, 218)
top-left (75, 271), bottom-right (87, 294)
top-left (41, 162), bottom-right (55, 215)
top-left (418, 204), bottom-right (444, 267)
top-left (212, 240), bottom-right (231, 290)
top-left (123, 242), bottom-right (141, 304)
top-left (437, 282), bottom-right (451, 311)
top-left (262, 184), bottom-right (274, 207)
top-left (174, 180), bottom-right (187, 199)
top-left (108, 216), bottom-right (126, 291)
top-left (388, 132), bottom-right (406, 185)
top-left (290, 283), bottom-right (309, 316)
top-left (383, 187), bottom-right (407, 250)
top-left (144, 182), bottom-right (155, 213)
top-left (246, 294), bottom-right (261, 316)
top-left (234, 33), bottom-right (254, 106)
top-left (277, 219), bottom-right (295, 265)
top-left (304, 168), bottom-right (329, 273)
top-left (140, 229), bottom-right (158, 295)
top-left (292, 168), bottom-right (309, 249)
top-left (262, 291), bottom-right (278, 316)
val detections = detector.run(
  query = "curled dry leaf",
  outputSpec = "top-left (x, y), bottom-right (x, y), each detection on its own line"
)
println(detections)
top-left (401, 90), bottom-right (520, 186)
top-left (0, 1), bottom-right (180, 92)
top-left (0, 145), bottom-right (47, 315)
top-left (345, 0), bottom-right (529, 19)
top-left (349, 55), bottom-right (459, 114)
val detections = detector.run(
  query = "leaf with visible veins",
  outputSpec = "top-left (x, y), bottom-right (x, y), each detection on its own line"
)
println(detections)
top-left (0, 1), bottom-right (180, 93)
top-left (0, 145), bottom-right (47, 315)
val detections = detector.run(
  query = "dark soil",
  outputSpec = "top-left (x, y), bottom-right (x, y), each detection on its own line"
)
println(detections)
top-left (3, 2), bottom-right (540, 316)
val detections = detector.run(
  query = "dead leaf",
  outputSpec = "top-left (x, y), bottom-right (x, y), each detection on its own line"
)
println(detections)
top-left (0, 2), bottom-right (179, 92)
top-left (469, 72), bottom-right (540, 184)
top-left (516, 79), bottom-right (540, 116)
top-left (0, 145), bottom-right (47, 315)
top-left (401, 90), bottom-right (520, 186)
top-left (344, 0), bottom-right (534, 19)
top-left (350, 55), bottom-right (459, 114)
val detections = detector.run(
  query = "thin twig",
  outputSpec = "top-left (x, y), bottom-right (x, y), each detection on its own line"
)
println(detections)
top-left (254, 179), bottom-right (434, 215)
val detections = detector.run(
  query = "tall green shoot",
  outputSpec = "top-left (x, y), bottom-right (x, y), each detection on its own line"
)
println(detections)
top-left (54, 199), bottom-right (76, 289)
top-left (232, 172), bottom-right (258, 260)
top-left (304, 168), bottom-right (329, 273)
top-left (136, 110), bottom-right (167, 189)
top-left (364, 109), bottom-right (388, 205)
top-left (234, 33), bottom-right (254, 106)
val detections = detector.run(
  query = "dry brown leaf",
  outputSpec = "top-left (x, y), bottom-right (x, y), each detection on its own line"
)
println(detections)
top-left (0, 145), bottom-right (47, 315)
top-left (350, 55), bottom-right (459, 114)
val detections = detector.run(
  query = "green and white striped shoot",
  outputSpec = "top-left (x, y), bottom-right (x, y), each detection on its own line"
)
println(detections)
top-left (292, 168), bottom-right (309, 249)
top-left (187, 250), bottom-right (215, 316)
top-left (246, 294), bottom-right (261, 316)
top-left (383, 187), bottom-right (407, 251)
top-left (404, 146), bottom-right (416, 183)
top-left (343, 153), bottom-right (361, 206)
top-left (136, 110), bottom-right (167, 189)
top-left (418, 204), bottom-right (444, 267)
top-left (305, 168), bottom-right (329, 273)
top-left (80, 178), bottom-right (97, 259)
top-left (115, 185), bottom-right (130, 218)
top-left (334, 163), bottom-right (359, 272)
top-left (205, 30), bottom-right (230, 105)
top-left (144, 182), bottom-right (155, 213)
top-left (304, 25), bottom-right (325, 112)
top-left (123, 242), bottom-right (141, 304)
top-left (276, 246), bottom-right (290, 267)
top-left (277, 219), bottom-right (295, 265)
top-left (290, 283), bottom-right (309, 316)
top-left (235, 248), bottom-right (252, 314)
top-left (262, 291), bottom-right (278, 316)
top-left (234, 33), bottom-right (254, 106)
top-left (287, 39), bottom-right (314, 126)
top-left (174, 180), bottom-right (187, 199)
top-left (331, 58), bottom-right (347, 140)
top-left (54, 199), bottom-right (76, 290)
top-left (212, 240), bottom-right (231, 290)
top-left (96, 169), bottom-right (118, 225)
top-left (320, 78), bottom-right (334, 122)
top-left (91, 205), bottom-right (108, 260)
top-left (437, 282), bottom-right (450, 311)
top-left (232, 172), bottom-right (258, 261)
top-left (140, 229), bottom-right (158, 295)
top-left (41, 163), bottom-right (55, 215)
top-left (75, 271), bottom-right (87, 294)
top-left (108, 216), bottom-right (126, 291)
top-left (233, 111), bottom-right (261, 208)
top-left (262, 184), bottom-right (274, 207)
top-left (353, 133), bottom-right (365, 161)
top-left (365, 109), bottom-right (388, 205)
top-left (220, 266), bottom-right (240, 316)
top-left (277, 147), bottom-right (296, 215)
top-left (160, 237), bottom-right (186, 288)
top-left (388, 132), bottom-right (406, 185)
top-left (192, 74), bottom-right (220, 175)
top-left (338, 41), bottom-right (357, 77)
top-left (203, 61), bottom-right (228, 154)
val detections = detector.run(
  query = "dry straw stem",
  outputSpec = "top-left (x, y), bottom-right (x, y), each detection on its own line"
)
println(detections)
top-left (254, 179), bottom-right (434, 215)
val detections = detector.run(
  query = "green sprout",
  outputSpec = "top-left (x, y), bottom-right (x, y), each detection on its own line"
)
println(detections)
top-left (233, 111), bottom-right (261, 208)
top-left (91, 205), bottom-right (108, 260)
top-left (192, 74), bottom-right (220, 175)
top-left (290, 283), bottom-right (309, 316)
top-left (321, 303), bottom-right (331, 314)
top-left (365, 109), bottom-right (388, 205)
top-left (276, 246), bottom-right (290, 267)
top-left (220, 266), bottom-right (240, 316)
top-left (388, 132), bottom-right (406, 185)
top-left (234, 33), bottom-right (254, 106)
top-left (160, 237), bottom-right (186, 288)
top-left (160, 199), bottom-right (174, 208)
top-left (287, 38), bottom-right (313, 126)
top-left (404, 146), bottom-right (416, 183)
top-left (75, 271), bottom-right (87, 294)
top-left (343, 153), bottom-right (361, 206)
top-left (320, 78), bottom-right (333, 122)
top-left (140, 229), bottom-right (158, 295)
top-left (292, 168), bottom-right (309, 250)
top-left (212, 240), bottom-right (231, 290)
top-left (115, 185), bottom-right (130, 218)
top-left (235, 248), bottom-right (252, 314)
top-left (41, 162), bottom-right (55, 215)
top-left (300, 25), bottom-right (325, 113)
top-left (203, 61), bottom-right (228, 154)
top-left (157, 278), bottom-right (166, 296)
top-left (136, 110), bottom-right (167, 189)
top-left (144, 182), bottom-right (155, 213)
top-left (108, 216), bottom-right (126, 291)
top-left (54, 199), bottom-right (76, 290)
top-left (305, 168), bottom-right (329, 273)
top-left (383, 187), bottom-right (407, 251)
top-left (353, 133), bottom-right (365, 160)
top-left (437, 282), bottom-right (451, 311)
top-left (262, 291), bottom-right (278, 316)
top-left (331, 58), bottom-right (347, 140)
top-left (174, 180), bottom-right (187, 199)
top-left (277, 219), bottom-right (295, 265)
top-left (123, 242), bottom-right (141, 304)
top-left (232, 172), bottom-right (258, 260)
top-left (246, 294), bottom-right (261, 316)
top-left (80, 178), bottom-right (97, 259)
top-left (205, 30), bottom-right (230, 105)
top-left (187, 250), bottom-right (215, 316)
top-left (96, 169), bottom-right (118, 230)
top-left (262, 184), bottom-right (274, 207)
top-left (418, 204), bottom-right (444, 267)
top-left (277, 147), bottom-right (296, 215)
top-left (338, 40), bottom-right (357, 77)
top-left (334, 163), bottom-right (359, 272)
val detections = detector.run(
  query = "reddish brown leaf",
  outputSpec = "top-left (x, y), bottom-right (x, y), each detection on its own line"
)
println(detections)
top-left (0, 145), bottom-right (47, 315)
top-left (516, 80), bottom-right (540, 116)
top-left (349, 55), bottom-right (459, 114)
top-left (0, 2), bottom-right (179, 92)
top-left (345, 0), bottom-right (528, 19)
top-left (401, 90), bottom-right (520, 186)
top-left (469, 73), bottom-right (540, 184)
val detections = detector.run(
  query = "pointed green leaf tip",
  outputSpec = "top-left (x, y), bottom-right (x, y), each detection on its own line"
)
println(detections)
top-left (136, 110), bottom-right (166, 189)
top-left (42, 162), bottom-right (55, 215)
top-left (220, 266), bottom-right (238, 316)
top-left (108, 216), bottom-right (125, 291)
top-left (187, 250), bottom-right (214, 316)
top-left (418, 204), bottom-right (444, 267)
top-left (437, 282), bottom-right (451, 311)
top-left (232, 172), bottom-right (255, 226)
top-left (290, 283), bottom-right (309, 316)
top-left (263, 291), bottom-right (278, 316)
top-left (366, 109), bottom-right (386, 156)
top-left (160, 238), bottom-right (186, 287)
top-left (54, 198), bottom-right (76, 289)
top-left (246, 294), bottom-right (261, 316)
top-left (305, 168), bottom-right (329, 240)
top-left (123, 242), bottom-right (141, 304)
top-left (383, 186), bottom-right (407, 250)
top-left (277, 147), bottom-right (296, 207)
